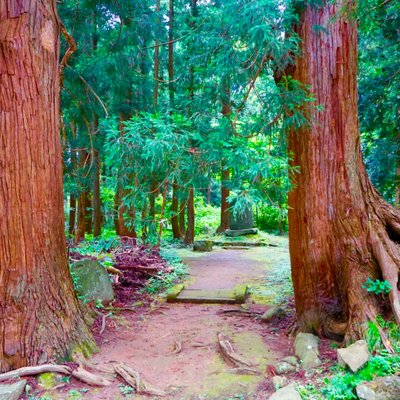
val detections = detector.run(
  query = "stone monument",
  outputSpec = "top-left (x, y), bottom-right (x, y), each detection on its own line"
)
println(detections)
top-left (225, 201), bottom-right (258, 237)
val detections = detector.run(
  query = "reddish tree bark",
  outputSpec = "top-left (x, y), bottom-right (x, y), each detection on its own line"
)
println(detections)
top-left (116, 113), bottom-right (136, 238)
top-left (171, 182), bottom-right (184, 239)
top-left (217, 164), bottom-right (230, 233)
top-left (93, 148), bottom-right (102, 237)
top-left (68, 195), bottom-right (77, 236)
top-left (184, 188), bottom-right (195, 245)
top-left (0, 0), bottom-right (94, 372)
top-left (288, 0), bottom-right (400, 340)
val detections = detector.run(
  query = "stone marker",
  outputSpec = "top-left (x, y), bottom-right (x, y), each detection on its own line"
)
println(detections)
top-left (70, 259), bottom-right (114, 305)
top-left (294, 333), bottom-right (321, 370)
top-left (193, 240), bottom-right (213, 252)
top-left (225, 201), bottom-right (257, 236)
top-left (0, 380), bottom-right (27, 400)
top-left (337, 340), bottom-right (369, 372)
top-left (356, 375), bottom-right (400, 400)
top-left (269, 384), bottom-right (301, 400)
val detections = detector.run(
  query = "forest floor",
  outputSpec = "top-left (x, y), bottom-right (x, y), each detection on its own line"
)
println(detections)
top-left (37, 237), bottom-right (334, 400)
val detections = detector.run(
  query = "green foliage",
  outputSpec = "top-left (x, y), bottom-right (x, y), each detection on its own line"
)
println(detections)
top-left (300, 319), bottom-right (400, 400)
top-left (362, 278), bottom-right (392, 295)
top-left (193, 197), bottom-right (220, 237)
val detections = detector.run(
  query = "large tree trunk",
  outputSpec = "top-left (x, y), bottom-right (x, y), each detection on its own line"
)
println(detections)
top-left (0, 0), bottom-right (94, 372)
top-left (288, 0), bottom-right (400, 341)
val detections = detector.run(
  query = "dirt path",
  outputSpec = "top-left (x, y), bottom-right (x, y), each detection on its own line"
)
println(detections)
top-left (67, 242), bottom-right (293, 400)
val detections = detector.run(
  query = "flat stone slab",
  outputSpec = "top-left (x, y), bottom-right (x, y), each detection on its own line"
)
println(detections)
top-left (225, 228), bottom-right (258, 237)
top-left (175, 286), bottom-right (248, 304)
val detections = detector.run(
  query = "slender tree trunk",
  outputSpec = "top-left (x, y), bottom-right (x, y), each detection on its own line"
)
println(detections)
top-left (68, 195), bottom-right (77, 236)
top-left (153, 0), bottom-right (161, 110)
top-left (93, 148), bottom-right (101, 237)
top-left (288, 0), bottom-right (400, 341)
top-left (0, 0), bottom-right (94, 372)
top-left (217, 78), bottom-right (232, 233)
top-left (116, 113), bottom-right (136, 238)
top-left (168, 0), bottom-right (174, 111)
top-left (85, 194), bottom-right (92, 234)
top-left (217, 163), bottom-right (230, 233)
top-left (184, 188), bottom-right (195, 244)
top-left (179, 199), bottom-right (186, 235)
top-left (75, 150), bottom-right (88, 242)
top-left (171, 181), bottom-right (183, 238)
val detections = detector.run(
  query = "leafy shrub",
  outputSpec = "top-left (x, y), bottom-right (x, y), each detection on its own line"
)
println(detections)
top-left (256, 204), bottom-right (288, 233)
top-left (362, 278), bottom-right (392, 295)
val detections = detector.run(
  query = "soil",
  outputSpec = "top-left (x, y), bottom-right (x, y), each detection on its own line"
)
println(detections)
top-left (35, 238), bottom-right (323, 400)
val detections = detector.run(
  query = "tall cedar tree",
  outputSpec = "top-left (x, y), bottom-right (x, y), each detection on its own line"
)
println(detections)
top-left (288, 0), bottom-right (400, 340)
top-left (0, 0), bottom-right (94, 371)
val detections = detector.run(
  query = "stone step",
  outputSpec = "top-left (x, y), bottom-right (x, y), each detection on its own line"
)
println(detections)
top-left (167, 285), bottom-right (248, 304)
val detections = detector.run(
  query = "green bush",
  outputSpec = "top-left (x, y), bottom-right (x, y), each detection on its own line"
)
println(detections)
top-left (256, 204), bottom-right (288, 233)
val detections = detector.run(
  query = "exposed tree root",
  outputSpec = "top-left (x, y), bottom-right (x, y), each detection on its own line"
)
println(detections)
top-left (172, 339), bottom-right (182, 354)
top-left (113, 362), bottom-right (166, 396)
top-left (217, 333), bottom-right (255, 368)
top-left (100, 312), bottom-right (113, 335)
top-left (0, 364), bottom-right (112, 386)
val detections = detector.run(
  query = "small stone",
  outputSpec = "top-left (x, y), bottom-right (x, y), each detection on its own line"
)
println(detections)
top-left (261, 306), bottom-right (286, 322)
top-left (193, 240), bottom-right (213, 252)
top-left (356, 375), bottom-right (400, 400)
top-left (337, 340), bottom-right (369, 372)
top-left (275, 361), bottom-right (296, 374)
top-left (294, 333), bottom-right (321, 370)
top-left (272, 375), bottom-right (289, 389)
top-left (269, 384), bottom-right (301, 400)
top-left (0, 380), bottom-right (27, 400)
top-left (281, 356), bottom-right (299, 366)
top-left (70, 259), bottom-right (114, 305)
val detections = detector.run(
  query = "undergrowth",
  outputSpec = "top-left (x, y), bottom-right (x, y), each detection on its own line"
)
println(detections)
top-left (298, 317), bottom-right (400, 400)
top-left (145, 248), bottom-right (188, 294)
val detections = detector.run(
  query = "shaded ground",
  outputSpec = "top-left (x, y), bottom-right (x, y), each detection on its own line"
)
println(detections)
top-left (47, 239), bottom-right (296, 400)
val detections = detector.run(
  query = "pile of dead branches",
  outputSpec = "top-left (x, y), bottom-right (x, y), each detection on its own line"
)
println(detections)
top-left (112, 239), bottom-right (171, 305)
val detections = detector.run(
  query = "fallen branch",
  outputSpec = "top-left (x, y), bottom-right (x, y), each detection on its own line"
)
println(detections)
top-left (106, 265), bottom-right (123, 275)
top-left (113, 363), bottom-right (165, 396)
top-left (217, 333), bottom-right (255, 368)
top-left (100, 312), bottom-right (113, 335)
top-left (172, 339), bottom-right (182, 354)
top-left (0, 364), bottom-right (112, 386)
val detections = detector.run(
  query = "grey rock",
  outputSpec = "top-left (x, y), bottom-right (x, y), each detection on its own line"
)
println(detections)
top-left (224, 228), bottom-right (258, 237)
top-left (356, 375), bottom-right (400, 400)
top-left (337, 340), bottom-right (369, 372)
top-left (70, 259), bottom-right (114, 305)
top-left (294, 332), bottom-right (321, 370)
top-left (275, 361), bottom-right (296, 374)
top-left (193, 240), bottom-right (213, 252)
top-left (0, 380), bottom-right (27, 400)
top-left (281, 356), bottom-right (299, 367)
top-left (272, 375), bottom-right (289, 389)
top-left (269, 384), bottom-right (301, 400)
top-left (261, 306), bottom-right (286, 322)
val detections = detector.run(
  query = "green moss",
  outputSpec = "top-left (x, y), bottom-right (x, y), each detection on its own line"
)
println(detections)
top-left (38, 373), bottom-right (58, 389)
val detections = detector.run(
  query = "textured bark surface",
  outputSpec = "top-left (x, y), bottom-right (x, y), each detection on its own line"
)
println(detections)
top-left (171, 182), bottom-right (183, 239)
top-left (68, 195), bottom-right (76, 236)
top-left (217, 164), bottom-right (230, 233)
top-left (0, 0), bottom-right (94, 372)
top-left (184, 188), bottom-right (195, 245)
top-left (288, 0), bottom-right (400, 340)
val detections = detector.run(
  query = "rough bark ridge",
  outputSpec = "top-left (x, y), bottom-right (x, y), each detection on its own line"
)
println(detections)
top-left (0, 0), bottom-right (95, 372)
top-left (288, 0), bottom-right (400, 340)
